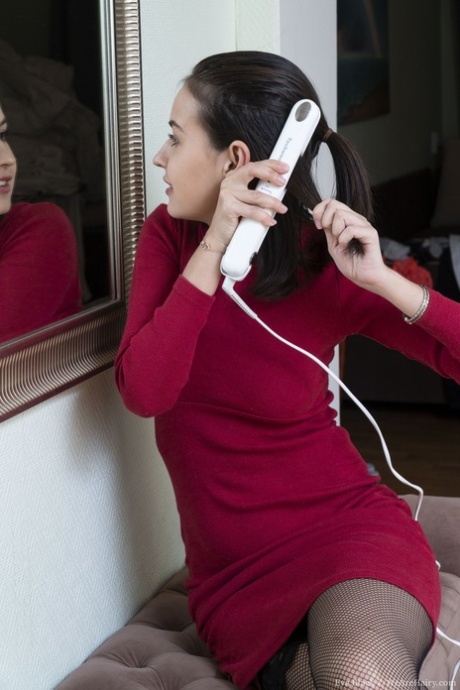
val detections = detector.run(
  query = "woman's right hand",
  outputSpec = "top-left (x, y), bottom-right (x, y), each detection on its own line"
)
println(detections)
top-left (183, 158), bottom-right (289, 296)
top-left (203, 158), bottom-right (290, 251)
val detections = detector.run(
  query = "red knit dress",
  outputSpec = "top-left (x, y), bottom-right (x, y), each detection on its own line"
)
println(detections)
top-left (0, 202), bottom-right (82, 342)
top-left (115, 204), bottom-right (460, 689)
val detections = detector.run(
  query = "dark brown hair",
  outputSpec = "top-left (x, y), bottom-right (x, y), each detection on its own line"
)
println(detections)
top-left (185, 51), bottom-right (372, 299)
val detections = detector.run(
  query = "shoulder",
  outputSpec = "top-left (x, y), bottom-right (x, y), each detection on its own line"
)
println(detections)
top-left (3, 202), bottom-right (72, 235)
top-left (333, 264), bottom-right (399, 333)
top-left (308, 260), bottom-right (391, 328)
top-left (0, 203), bottom-right (76, 258)
top-left (7, 201), bottom-right (70, 222)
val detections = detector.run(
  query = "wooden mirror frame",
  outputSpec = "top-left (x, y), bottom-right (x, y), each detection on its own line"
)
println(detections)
top-left (0, 0), bottom-right (145, 421)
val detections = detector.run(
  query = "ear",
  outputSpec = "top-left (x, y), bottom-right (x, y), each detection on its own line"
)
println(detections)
top-left (223, 140), bottom-right (251, 176)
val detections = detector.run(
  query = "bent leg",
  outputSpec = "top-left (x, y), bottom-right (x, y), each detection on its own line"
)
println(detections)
top-left (307, 578), bottom-right (432, 690)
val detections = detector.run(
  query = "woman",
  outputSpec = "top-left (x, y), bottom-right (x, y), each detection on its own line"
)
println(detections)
top-left (115, 51), bottom-right (460, 689)
top-left (0, 103), bottom-right (81, 342)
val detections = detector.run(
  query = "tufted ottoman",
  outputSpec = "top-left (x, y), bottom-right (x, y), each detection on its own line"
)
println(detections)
top-left (55, 566), bottom-right (241, 689)
top-left (56, 495), bottom-right (460, 689)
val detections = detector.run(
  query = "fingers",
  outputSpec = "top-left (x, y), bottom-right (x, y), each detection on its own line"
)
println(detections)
top-left (312, 199), bottom-right (372, 255)
top-left (312, 198), bottom-right (366, 230)
top-left (208, 158), bottom-right (291, 250)
top-left (220, 187), bottom-right (287, 227)
top-left (233, 158), bottom-right (290, 188)
top-left (220, 158), bottom-right (290, 226)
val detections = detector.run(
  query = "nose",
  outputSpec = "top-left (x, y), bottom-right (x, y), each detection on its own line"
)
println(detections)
top-left (0, 139), bottom-right (16, 169)
top-left (153, 141), bottom-right (168, 168)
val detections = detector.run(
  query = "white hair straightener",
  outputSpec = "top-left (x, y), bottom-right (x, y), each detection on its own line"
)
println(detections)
top-left (220, 99), bottom-right (321, 282)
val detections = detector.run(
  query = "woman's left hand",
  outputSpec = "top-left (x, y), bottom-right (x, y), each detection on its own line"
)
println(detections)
top-left (312, 198), bottom-right (429, 318)
top-left (312, 198), bottom-right (388, 291)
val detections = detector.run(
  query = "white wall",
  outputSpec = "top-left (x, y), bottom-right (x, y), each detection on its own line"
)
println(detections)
top-left (0, 2), bottom-right (338, 688)
top-left (141, 1), bottom-right (237, 213)
top-left (0, 370), bottom-right (184, 690)
top-left (280, 0), bottom-right (337, 196)
top-left (141, 0), bottom-right (282, 214)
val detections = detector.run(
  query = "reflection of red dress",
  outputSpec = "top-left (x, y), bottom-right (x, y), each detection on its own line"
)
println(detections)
top-left (115, 205), bottom-right (460, 689)
top-left (0, 202), bottom-right (82, 341)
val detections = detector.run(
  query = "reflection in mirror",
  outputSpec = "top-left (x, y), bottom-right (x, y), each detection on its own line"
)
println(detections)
top-left (0, 0), bottom-right (145, 420)
top-left (0, 0), bottom-right (111, 346)
top-left (0, 101), bottom-right (83, 341)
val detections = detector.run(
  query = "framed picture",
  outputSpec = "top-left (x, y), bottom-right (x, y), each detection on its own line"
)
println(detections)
top-left (337, 0), bottom-right (390, 125)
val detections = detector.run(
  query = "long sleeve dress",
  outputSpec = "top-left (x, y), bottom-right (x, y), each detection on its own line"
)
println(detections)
top-left (0, 202), bottom-right (82, 342)
top-left (115, 204), bottom-right (460, 689)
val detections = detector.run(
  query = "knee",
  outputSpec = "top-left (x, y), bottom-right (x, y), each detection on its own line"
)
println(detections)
top-left (310, 631), bottom-right (418, 690)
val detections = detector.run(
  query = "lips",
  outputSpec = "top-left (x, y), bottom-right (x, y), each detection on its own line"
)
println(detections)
top-left (0, 177), bottom-right (13, 193)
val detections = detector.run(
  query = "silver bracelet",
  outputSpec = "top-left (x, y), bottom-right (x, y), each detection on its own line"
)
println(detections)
top-left (403, 284), bottom-right (430, 324)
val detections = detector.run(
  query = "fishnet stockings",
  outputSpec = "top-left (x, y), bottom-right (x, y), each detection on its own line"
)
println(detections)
top-left (259, 579), bottom-right (433, 690)
top-left (284, 640), bottom-right (315, 690)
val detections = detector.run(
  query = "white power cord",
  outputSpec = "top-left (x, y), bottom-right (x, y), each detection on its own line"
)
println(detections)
top-left (222, 274), bottom-right (460, 674)
top-left (222, 276), bottom-right (424, 514)
top-left (449, 658), bottom-right (460, 687)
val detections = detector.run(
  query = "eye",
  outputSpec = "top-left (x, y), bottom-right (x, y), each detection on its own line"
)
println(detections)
top-left (168, 133), bottom-right (179, 147)
top-left (0, 130), bottom-right (8, 142)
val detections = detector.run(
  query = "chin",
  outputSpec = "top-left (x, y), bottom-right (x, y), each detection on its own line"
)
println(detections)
top-left (0, 199), bottom-right (12, 215)
top-left (166, 206), bottom-right (187, 222)
top-left (167, 202), bottom-right (207, 225)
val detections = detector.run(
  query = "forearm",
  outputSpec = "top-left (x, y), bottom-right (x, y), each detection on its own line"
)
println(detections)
top-left (182, 229), bottom-right (226, 296)
top-left (115, 275), bottom-right (214, 416)
top-left (366, 265), bottom-right (427, 323)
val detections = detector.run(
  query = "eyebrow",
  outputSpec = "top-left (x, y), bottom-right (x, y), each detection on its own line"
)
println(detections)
top-left (168, 119), bottom-right (184, 132)
top-left (0, 118), bottom-right (6, 127)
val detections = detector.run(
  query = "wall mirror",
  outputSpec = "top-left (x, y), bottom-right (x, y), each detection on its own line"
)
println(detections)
top-left (0, 0), bottom-right (145, 420)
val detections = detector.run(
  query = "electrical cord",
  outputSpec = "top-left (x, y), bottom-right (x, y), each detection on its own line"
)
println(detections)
top-left (222, 275), bottom-right (424, 514)
top-left (449, 658), bottom-right (460, 687)
top-left (222, 274), bottom-right (460, 670)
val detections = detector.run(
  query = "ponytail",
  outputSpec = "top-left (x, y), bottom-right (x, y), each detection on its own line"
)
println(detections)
top-left (253, 127), bottom-right (375, 299)
top-left (321, 130), bottom-right (374, 221)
